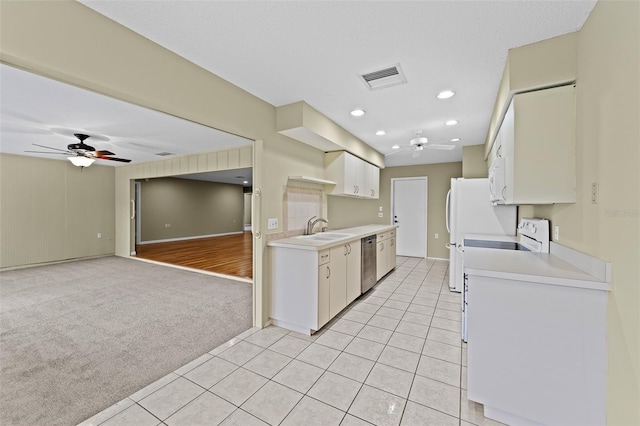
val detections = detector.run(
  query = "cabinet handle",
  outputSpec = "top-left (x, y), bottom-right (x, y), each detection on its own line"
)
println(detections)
top-left (348, 243), bottom-right (352, 254)
top-left (327, 266), bottom-right (331, 279)
top-left (344, 244), bottom-right (348, 256)
top-left (391, 238), bottom-right (394, 247)
top-left (381, 242), bottom-right (384, 251)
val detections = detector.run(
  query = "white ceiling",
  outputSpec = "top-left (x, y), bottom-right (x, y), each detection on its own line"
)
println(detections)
top-left (79, 0), bottom-right (596, 167)
top-left (0, 64), bottom-right (251, 167)
top-left (1, 1), bottom-right (596, 170)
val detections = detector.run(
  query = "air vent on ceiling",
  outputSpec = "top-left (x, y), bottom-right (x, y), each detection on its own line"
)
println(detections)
top-left (360, 64), bottom-right (407, 90)
top-left (155, 152), bottom-right (174, 156)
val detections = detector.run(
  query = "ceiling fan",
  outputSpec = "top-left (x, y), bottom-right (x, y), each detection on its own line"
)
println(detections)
top-left (386, 130), bottom-right (456, 158)
top-left (25, 133), bottom-right (132, 168)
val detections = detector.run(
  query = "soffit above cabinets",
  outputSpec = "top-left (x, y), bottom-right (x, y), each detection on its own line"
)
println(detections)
top-left (276, 101), bottom-right (385, 169)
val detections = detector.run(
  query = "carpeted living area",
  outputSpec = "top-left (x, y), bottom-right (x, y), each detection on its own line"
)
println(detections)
top-left (0, 256), bottom-right (253, 426)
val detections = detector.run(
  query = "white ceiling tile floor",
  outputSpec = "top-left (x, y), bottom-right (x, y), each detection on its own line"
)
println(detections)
top-left (80, 257), bottom-right (504, 426)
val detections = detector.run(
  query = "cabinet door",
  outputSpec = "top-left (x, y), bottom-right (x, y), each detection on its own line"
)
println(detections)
top-left (376, 241), bottom-right (386, 281)
top-left (364, 163), bottom-right (380, 199)
top-left (503, 85), bottom-right (576, 204)
top-left (329, 245), bottom-right (347, 318)
top-left (387, 237), bottom-right (396, 271)
top-left (350, 154), bottom-right (365, 196)
top-left (346, 242), bottom-right (362, 303)
top-left (318, 264), bottom-right (331, 328)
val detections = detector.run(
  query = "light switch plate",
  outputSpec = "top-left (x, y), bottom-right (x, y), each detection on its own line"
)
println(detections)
top-left (378, 212), bottom-right (383, 218)
top-left (267, 218), bottom-right (278, 229)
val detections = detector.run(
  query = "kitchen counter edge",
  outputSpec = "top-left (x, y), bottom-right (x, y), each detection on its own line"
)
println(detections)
top-left (267, 225), bottom-right (397, 251)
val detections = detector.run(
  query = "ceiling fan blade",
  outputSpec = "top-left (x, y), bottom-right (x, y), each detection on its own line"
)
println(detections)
top-left (385, 147), bottom-right (411, 156)
top-left (425, 144), bottom-right (456, 150)
top-left (98, 156), bottom-right (132, 163)
top-left (92, 150), bottom-right (116, 157)
top-left (24, 150), bottom-right (70, 155)
top-left (32, 143), bottom-right (70, 153)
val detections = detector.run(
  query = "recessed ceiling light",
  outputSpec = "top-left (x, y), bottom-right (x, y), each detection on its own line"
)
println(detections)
top-left (243, 180), bottom-right (249, 184)
top-left (350, 109), bottom-right (366, 117)
top-left (445, 120), bottom-right (458, 126)
top-left (451, 138), bottom-right (461, 142)
top-left (392, 145), bottom-right (400, 150)
top-left (437, 90), bottom-right (455, 99)
top-left (376, 130), bottom-right (386, 136)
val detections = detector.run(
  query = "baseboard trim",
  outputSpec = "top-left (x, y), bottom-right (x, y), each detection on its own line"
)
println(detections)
top-left (0, 254), bottom-right (114, 272)
top-left (139, 231), bottom-right (244, 245)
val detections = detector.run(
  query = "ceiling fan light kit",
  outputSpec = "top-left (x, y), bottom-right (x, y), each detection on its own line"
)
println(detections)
top-left (67, 156), bottom-right (96, 167)
top-left (386, 129), bottom-right (457, 158)
top-left (410, 136), bottom-right (429, 146)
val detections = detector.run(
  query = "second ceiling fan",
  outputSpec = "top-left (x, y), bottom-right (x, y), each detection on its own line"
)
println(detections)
top-left (387, 130), bottom-right (456, 158)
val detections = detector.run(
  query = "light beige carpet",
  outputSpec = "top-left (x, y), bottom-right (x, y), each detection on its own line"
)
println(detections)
top-left (0, 256), bottom-right (252, 426)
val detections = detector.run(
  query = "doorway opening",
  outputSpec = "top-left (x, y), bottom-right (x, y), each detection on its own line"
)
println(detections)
top-left (133, 167), bottom-right (253, 280)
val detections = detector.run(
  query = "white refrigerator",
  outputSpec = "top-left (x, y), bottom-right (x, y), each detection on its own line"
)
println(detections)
top-left (445, 178), bottom-right (517, 292)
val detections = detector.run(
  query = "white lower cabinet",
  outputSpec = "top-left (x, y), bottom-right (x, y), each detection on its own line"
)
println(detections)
top-left (317, 250), bottom-right (331, 329)
top-left (345, 242), bottom-right (361, 304)
top-left (328, 245), bottom-right (347, 318)
top-left (467, 273), bottom-right (607, 426)
top-left (270, 239), bottom-right (362, 334)
top-left (376, 230), bottom-right (396, 280)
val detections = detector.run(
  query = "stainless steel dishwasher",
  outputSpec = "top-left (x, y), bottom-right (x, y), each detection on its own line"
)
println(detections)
top-left (361, 235), bottom-right (377, 293)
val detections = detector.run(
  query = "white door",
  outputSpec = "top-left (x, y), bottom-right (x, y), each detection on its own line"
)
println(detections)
top-left (392, 177), bottom-right (427, 257)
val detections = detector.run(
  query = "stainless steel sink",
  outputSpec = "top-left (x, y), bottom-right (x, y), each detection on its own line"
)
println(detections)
top-left (292, 232), bottom-right (354, 241)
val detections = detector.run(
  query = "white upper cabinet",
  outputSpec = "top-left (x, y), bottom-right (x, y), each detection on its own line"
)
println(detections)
top-left (325, 151), bottom-right (380, 199)
top-left (489, 84), bottom-right (576, 205)
top-left (364, 162), bottom-right (380, 199)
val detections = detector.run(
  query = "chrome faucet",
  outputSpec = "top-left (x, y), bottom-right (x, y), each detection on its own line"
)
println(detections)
top-left (306, 216), bottom-right (329, 235)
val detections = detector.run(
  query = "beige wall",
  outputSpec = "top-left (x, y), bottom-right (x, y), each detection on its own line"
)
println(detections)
top-left (244, 193), bottom-right (252, 226)
top-left (0, 154), bottom-right (115, 268)
top-left (523, 2), bottom-right (639, 424)
top-left (328, 162), bottom-right (462, 259)
top-left (462, 145), bottom-right (488, 178)
top-left (0, 1), bottom-right (373, 327)
top-left (138, 177), bottom-right (243, 242)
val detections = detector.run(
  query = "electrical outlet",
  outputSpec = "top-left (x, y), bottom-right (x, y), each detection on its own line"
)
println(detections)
top-left (435, 233), bottom-right (439, 239)
top-left (97, 233), bottom-right (101, 239)
top-left (591, 182), bottom-right (599, 204)
top-left (267, 218), bottom-right (278, 230)
top-left (378, 212), bottom-right (383, 218)
top-left (554, 225), bottom-right (560, 240)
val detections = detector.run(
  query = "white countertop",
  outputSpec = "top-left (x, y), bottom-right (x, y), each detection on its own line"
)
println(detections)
top-left (267, 224), bottom-right (396, 251)
top-left (464, 246), bottom-right (610, 291)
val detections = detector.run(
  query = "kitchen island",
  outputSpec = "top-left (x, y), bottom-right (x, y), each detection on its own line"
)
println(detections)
top-left (268, 225), bottom-right (396, 334)
top-left (464, 243), bottom-right (610, 426)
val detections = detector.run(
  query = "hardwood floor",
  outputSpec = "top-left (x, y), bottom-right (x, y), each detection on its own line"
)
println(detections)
top-left (135, 232), bottom-right (253, 280)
